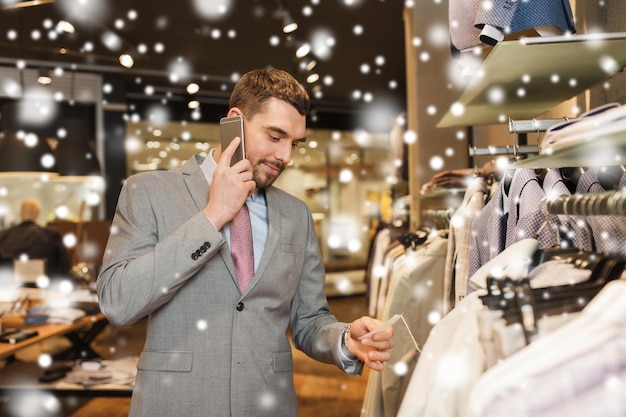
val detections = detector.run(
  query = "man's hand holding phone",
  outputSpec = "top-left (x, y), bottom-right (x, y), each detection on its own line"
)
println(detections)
top-left (203, 136), bottom-right (255, 230)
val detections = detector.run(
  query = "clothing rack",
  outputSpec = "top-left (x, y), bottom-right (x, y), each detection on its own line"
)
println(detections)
top-left (545, 190), bottom-right (626, 216)
top-left (421, 208), bottom-right (453, 230)
top-left (469, 144), bottom-right (540, 157)
top-left (508, 118), bottom-right (569, 134)
top-left (469, 118), bottom-right (568, 161)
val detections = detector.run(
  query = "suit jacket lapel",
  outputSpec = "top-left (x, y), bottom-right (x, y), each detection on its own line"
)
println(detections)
top-left (181, 155), bottom-right (210, 211)
top-left (181, 155), bottom-right (239, 286)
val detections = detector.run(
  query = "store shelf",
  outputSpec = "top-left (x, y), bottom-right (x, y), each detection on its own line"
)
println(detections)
top-left (512, 130), bottom-right (626, 169)
top-left (438, 32), bottom-right (626, 128)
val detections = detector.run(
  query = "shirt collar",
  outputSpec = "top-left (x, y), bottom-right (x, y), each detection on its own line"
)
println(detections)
top-left (199, 149), bottom-right (217, 185)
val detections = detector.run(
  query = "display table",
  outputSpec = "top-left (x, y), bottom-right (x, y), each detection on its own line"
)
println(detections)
top-left (0, 359), bottom-right (134, 398)
top-left (0, 312), bottom-right (107, 361)
top-left (0, 291), bottom-right (135, 398)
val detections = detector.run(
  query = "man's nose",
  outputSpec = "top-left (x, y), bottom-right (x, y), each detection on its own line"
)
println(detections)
top-left (275, 140), bottom-right (293, 163)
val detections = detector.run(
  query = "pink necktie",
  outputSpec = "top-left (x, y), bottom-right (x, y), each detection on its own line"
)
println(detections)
top-left (230, 204), bottom-right (254, 292)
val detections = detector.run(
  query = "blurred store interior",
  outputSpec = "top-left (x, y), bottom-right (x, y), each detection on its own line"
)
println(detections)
top-left (2, 0), bottom-right (626, 416)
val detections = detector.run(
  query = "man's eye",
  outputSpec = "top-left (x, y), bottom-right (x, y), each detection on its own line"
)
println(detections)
top-left (291, 142), bottom-right (301, 149)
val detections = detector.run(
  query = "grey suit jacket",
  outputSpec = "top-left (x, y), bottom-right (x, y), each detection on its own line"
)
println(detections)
top-left (97, 155), bottom-right (347, 417)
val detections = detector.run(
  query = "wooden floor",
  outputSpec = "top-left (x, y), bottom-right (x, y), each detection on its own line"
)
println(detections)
top-left (1, 294), bottom-right (371, 417)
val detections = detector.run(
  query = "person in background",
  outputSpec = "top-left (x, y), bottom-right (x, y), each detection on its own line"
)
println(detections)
top-left (0, 198), bottom-right (71, 279)
top-left (97, 68), bottom-right (394, 417)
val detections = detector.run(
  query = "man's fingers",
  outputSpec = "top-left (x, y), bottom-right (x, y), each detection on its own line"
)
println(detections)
top-left (219, 137), bottom-right (241, 166)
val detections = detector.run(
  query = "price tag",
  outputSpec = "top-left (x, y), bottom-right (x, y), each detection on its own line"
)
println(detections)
top-left (358, 314), bottom-right (402, 339)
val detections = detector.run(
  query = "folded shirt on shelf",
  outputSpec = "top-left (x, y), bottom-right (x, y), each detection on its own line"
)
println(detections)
top-left (58, 356), bottom-right (138, 389)
top-left (541, 103), bottom-right (626, 154)
top-left (25, 306), bottom-right (86, 325)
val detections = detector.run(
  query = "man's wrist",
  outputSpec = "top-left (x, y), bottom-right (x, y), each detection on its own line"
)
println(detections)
top-left (341, 324), bottom-right (358, 361)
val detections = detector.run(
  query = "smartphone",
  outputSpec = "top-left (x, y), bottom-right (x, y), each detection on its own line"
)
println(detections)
top-left (0, 329), bottom-right (39, 344)
top-left (220, 115), bottom-right (245, 166)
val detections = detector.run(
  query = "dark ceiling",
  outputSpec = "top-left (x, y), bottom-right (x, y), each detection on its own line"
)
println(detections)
top-left (0, 0), bottom-right (407, 131)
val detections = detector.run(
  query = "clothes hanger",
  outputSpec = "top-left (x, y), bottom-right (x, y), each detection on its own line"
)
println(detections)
top-left (534, 190), bottom-right (599, 257)
top-left (397, 230), bottom-right (428, 250)
top-left (597, 165), bottom-right (624, 190)
top-left (501, 145), bottom-right (520, 197)
top-left (480, 255), bottom-right (625, 343)
top-left (560, 166), bottom-right (585, 194)
top-left (480, 190), bottom-right (626, 343)
top-left (531, 123), bottom-right (547, 186)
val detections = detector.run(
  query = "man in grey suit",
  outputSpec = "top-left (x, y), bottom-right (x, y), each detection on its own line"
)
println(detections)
top-left (97, 68), bottom-right (394, 417)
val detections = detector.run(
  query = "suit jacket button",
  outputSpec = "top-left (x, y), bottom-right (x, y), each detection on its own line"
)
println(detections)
top-left (203, 241), bottom-right (211, 249)
top-left (236, 302), bottom-right (244, 311)
top-left (191, 253), bottom-right (198, 260)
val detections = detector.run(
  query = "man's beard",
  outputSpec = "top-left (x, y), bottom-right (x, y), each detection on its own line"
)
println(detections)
top-left (252, 158), bottom-right (285, 188)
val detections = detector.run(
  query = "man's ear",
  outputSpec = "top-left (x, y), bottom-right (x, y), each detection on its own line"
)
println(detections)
top-left (228, 107), bottom-right (243, 118)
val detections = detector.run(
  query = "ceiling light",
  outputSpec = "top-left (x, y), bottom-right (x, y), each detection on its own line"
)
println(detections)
top-left (37, 68), bottom-right (52, 85)
top-left (57, 20), bottom-right (75, 34)
top-left (296, 43), bottom-right (311, 59)
top-left (306, 73), bottom-right (320, 84)
top-left (282, 13), bottom-right (298, 34)
top-left (304, 59), bottom-right (317, 72)
top-left (273, 3), bottom-right (298, 34)
top-left (299, 58), bottom-right (317, 73)
top-left (186, 83), bottom-right (200, 94)
top-left (119, 54), bottom-right (134, 68)
top-left (2, 0), bottom-right (55, 10)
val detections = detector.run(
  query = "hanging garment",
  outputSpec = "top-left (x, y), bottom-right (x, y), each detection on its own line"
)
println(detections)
top-left (361, 232), bottom-right (448, 417)
top-left (374, 242), bottom-right (407, 319)
top-left (504, 168), bottom-right (556, 248)
top-left (468, 238), bottom-right (539, 291)
top-left (464, 279), bottom-right (626, 417)
top-left (365, 227), bottom-right (393, 316)
top-left (527, 258), bottom-right (593, 288)
top-left (468, 180), bottom-right (507, 283)
top-left (542, 168), bottom-right (593, 251)
top-left (362, 247), bottom-right (413, 417)
top-left (577, 169), bottom-right (604, 194)
top-left (395, 291), bottom-right (486, 417)
top-left (444, 176), bottom-right (488, 313)
top-left (381, 232), bottom-right (448, 417)
top-left (577, 170), bottom-right (626, 255)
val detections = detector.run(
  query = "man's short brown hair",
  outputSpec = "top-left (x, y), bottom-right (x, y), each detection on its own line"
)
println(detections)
top-left (229, 68), bottom-right (310, 118)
